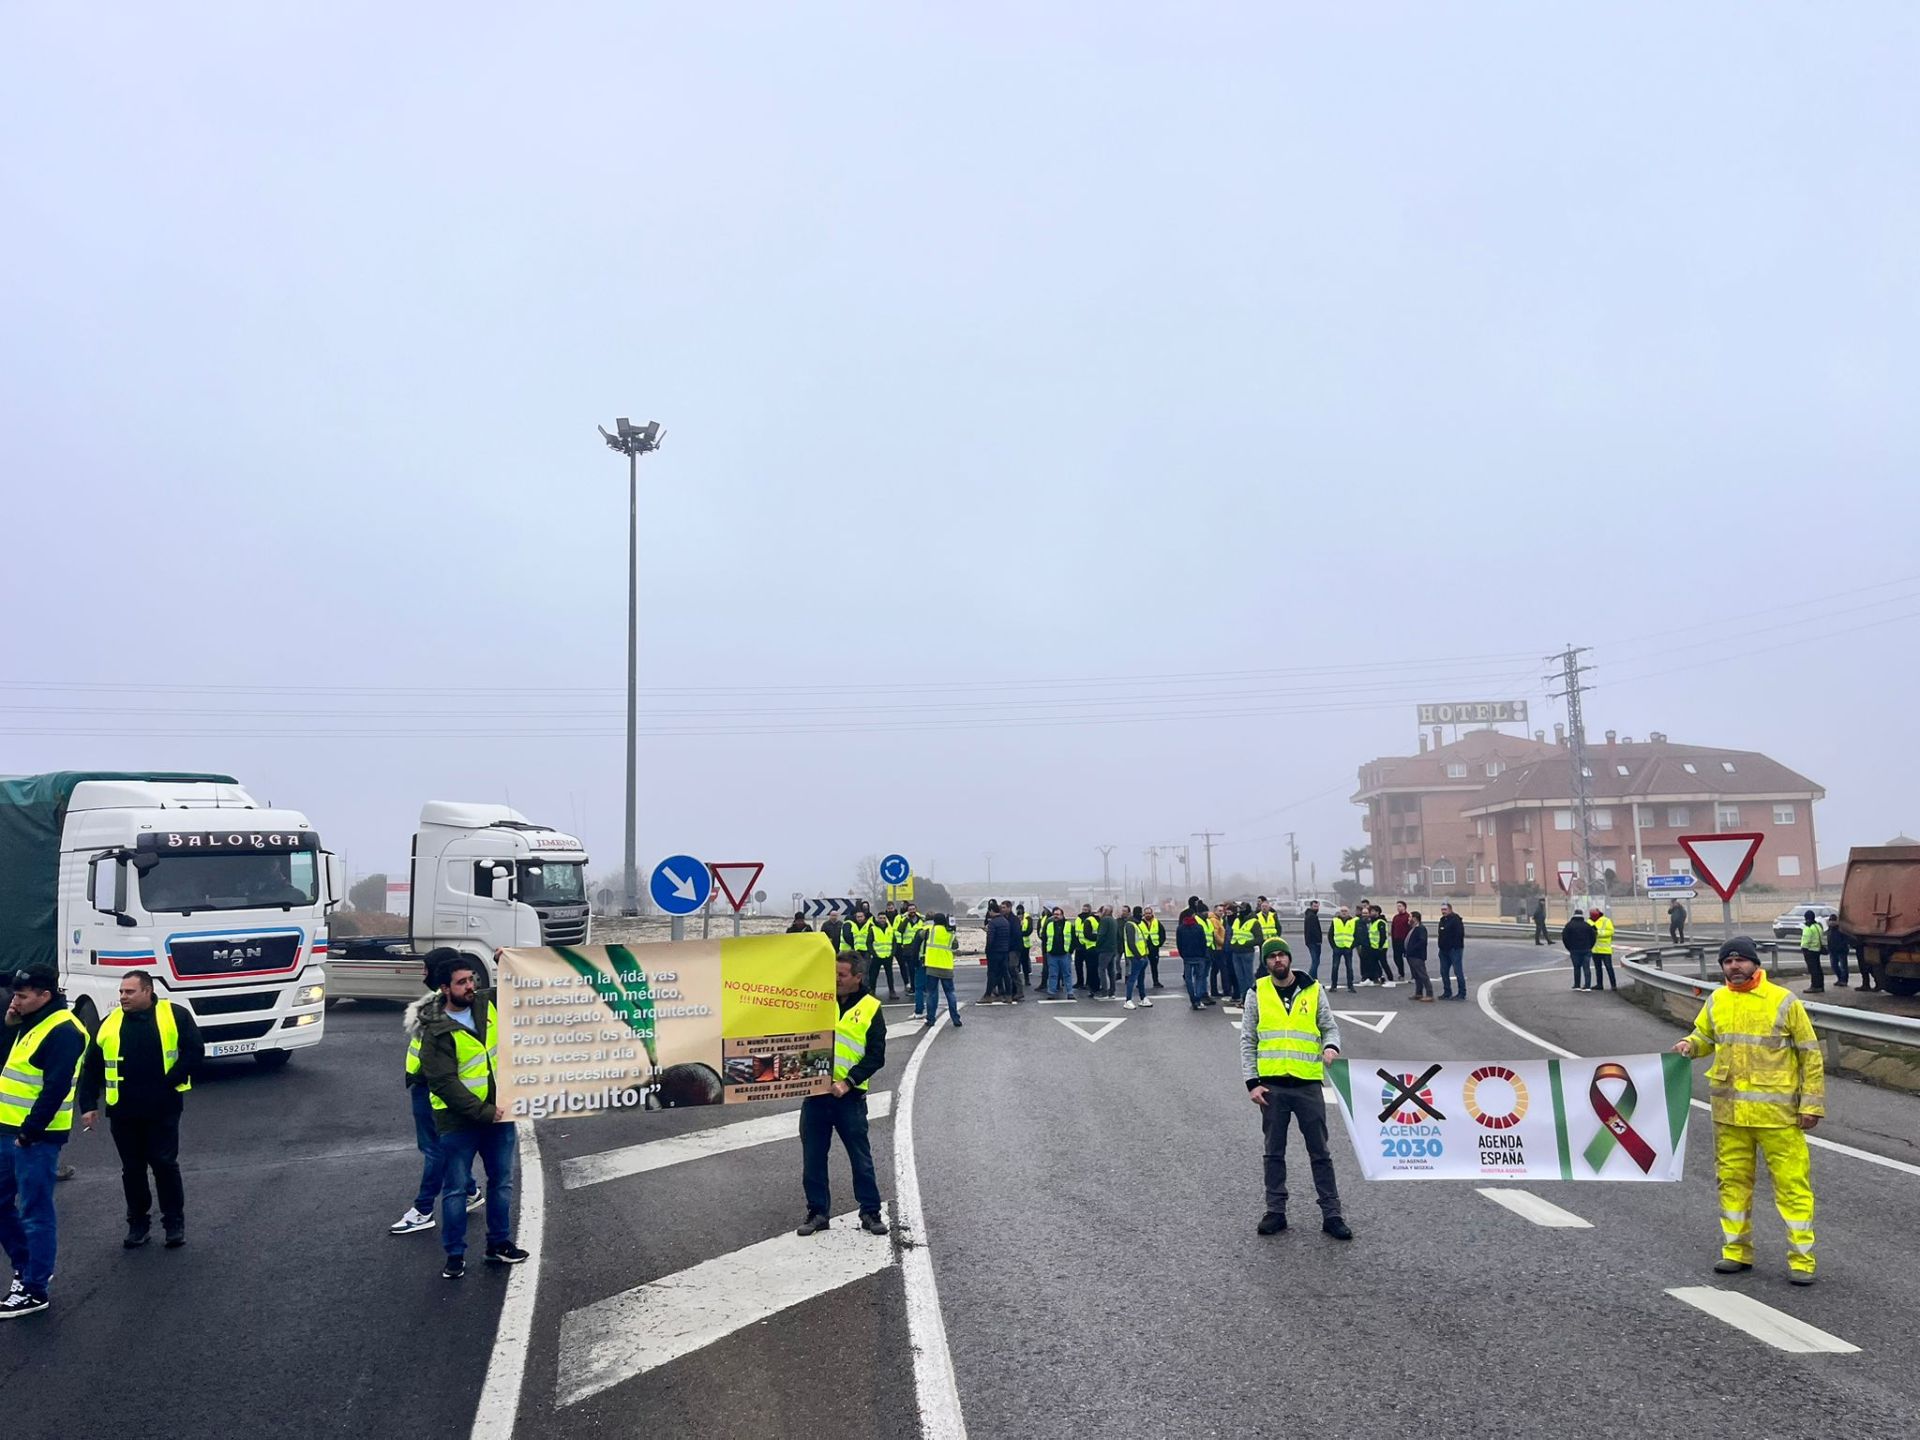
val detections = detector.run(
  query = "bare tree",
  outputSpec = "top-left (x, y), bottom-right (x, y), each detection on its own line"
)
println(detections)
top-left (852, 854), bottom-right (883, 908)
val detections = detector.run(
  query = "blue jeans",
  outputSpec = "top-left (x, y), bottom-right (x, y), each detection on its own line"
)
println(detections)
top-left (921, 972), bottom-right (960, 1021)
top-left (0, 1138), bottom-right (61, 1295)
top-left (1045, 953), bottom-right (1072, 995)
top-left (1306, 941), bottom-right (1323, 979)
top-left (439, 1121), bottom-right (517, 1257)
top-left (1327, 950), bottom-right (1354, 990)
top-left (1183, 957), bottom-right (1209, 1003)
top-left (1229, 950), bottom-right (1257, 1001)
top-left (800, 1091), bottom-right (882, 1216)
top-left (1438, 946), bottom-right (1465, 996)
top-left (1570, 951), bottom-right (1591, 988)
top-left (411, 1083), bottom-right (479, 1215)
top-left (1126, 957), bottom-right (1151, 1001)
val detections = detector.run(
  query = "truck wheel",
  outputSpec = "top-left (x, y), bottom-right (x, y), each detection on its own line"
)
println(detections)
top-left (1882, 976), bottom-right (1920, 998)
top-left (254, 1050), bottom-right (293, 1070)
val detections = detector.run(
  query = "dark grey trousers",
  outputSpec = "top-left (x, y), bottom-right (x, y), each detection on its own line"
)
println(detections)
top-left (1259, 1080), bottom-right (1342, 1219)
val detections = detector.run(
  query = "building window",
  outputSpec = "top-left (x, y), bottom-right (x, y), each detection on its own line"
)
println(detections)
top-left (1667, 806), bottom-right (1689, 827)
top-left (1489, 863), bottom-right (1498, 884)
top-left (1430, 862), bottom-right (1456, 886)
top-left (1773, 804), bottom-right (1795, 825)
top-left (1554, 810), bottom-right (1574, 831)
top-left (1722, 761), bottom-right (1736, 773)
top-left (1670, 858), bottom-right (1690, 873)
top-left (1616, 765), bottom-right (1630, 776)
top-left (1717, 804), bottom-right (1741, 827)
top-left (1446, 763), bottom-right (1468, 779)
top-left (1520, 813), bottom-right (1532, 833)
top-left (1778, 855), bottom-right (1801, 878)
top-left (1525, 861), bottom-right (1536, 883)
top-left (1637, 810), bottom-right (1654, 829)
top-left (1485, 762), bottom-right (1502, 778)
top-left (1581, 766), bottom-right (1594, 778)
top-left (1683, 763), bottom-right (1697, 774)
top-left (1592, 809), bottom-right (1613, 830)
top-left (1590, 857), bottom-right (1609, 879)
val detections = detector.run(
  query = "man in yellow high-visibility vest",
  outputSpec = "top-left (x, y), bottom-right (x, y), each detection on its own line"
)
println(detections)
top-left (1239, 941), bottom-right (1352, 1241)
top-left (78, 970), bottom-right (202, 1250)
top-left (798, 954), bottom-right (890, 1237)
top-left (0, 965), bottom-right (90, 1319)
top-left (1673, 936), bottom-right (1824, 1285)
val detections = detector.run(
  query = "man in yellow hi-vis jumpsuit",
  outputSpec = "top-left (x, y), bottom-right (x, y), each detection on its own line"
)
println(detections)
top-left (1673, 935), bottom-right (1824, 1285)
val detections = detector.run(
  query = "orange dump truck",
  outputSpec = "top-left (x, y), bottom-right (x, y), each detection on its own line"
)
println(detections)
top-left (1835, 845), bottom-right (1920, 998)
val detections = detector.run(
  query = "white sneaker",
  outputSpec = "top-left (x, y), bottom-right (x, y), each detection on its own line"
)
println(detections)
top-left (1140, 998), bottom-right (1153, 1008)
top-left (389, 1208), bottom-right (435, 1236)
top-left (1124, 1000), bottom-right (1136, 1010)
top-left (466, 1190), bottom-right (485, 1213)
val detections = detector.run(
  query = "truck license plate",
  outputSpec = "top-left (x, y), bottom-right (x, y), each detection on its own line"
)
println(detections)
top-left (207, 1040), bottom-right (258, 1057)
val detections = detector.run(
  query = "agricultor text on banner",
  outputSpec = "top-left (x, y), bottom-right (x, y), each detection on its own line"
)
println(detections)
top-left (1325, 1052), bottom-right (1692, 1182)
top-left (496, 933), bottom-right (838, 1120)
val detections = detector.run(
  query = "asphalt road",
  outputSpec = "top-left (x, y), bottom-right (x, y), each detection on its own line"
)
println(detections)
top-left (6, 942), bottom-right (1916, 1440)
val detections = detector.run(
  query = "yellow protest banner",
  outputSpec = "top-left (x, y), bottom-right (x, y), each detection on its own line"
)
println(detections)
top-left (496, 932), bottom-right (837, 1120)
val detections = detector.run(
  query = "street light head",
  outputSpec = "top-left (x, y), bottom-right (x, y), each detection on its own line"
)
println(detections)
top-left (639, 421), bottom-right (663, 448)
top-left (615, 417), bottom-right (634, 436)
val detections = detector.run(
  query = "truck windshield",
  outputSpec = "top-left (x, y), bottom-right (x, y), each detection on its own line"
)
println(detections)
top-left (518, 861), bottom-right (585, 907)
top-left (137, 851), bottom-right (319, 913)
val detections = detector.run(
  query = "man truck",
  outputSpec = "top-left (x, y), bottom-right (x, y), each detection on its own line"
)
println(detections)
top-left (324, 801), bottom-right (591, 1002)
top-left (1834, 843), bottom-right (1920, 997)
top-left (0, 772), bottom-right (342, 1066)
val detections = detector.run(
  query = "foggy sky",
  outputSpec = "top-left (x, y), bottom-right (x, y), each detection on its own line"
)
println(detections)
top-left (4, 4), bottom-right (1916, 901)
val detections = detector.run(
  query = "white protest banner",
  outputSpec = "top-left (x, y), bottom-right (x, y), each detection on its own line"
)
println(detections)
top-left (1326, 1053), bottom-right (1692, 1183)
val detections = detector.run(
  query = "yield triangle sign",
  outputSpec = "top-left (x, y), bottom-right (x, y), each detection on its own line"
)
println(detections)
top-left (708, 861), bottom-right (765, 913)
top-left (1676, 833), bottom-right (1764, 902)
top-left (1055, 1017), bottom-right (1124, 1044)
top-left (1332, 1010), bottom-right (1394, 1035)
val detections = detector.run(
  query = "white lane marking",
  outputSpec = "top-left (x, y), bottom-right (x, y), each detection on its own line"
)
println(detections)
top-left (1054, 1017), bottom-right (1124, 1044)
top-left (1478, 968), bottom-right (1920, 1181)
top-left (470, 1120), bottom-right (545, 1440)
top-left (1036, 998), bottom-right (1075, 1005)
top-left (1475, 1187), bottom-right (1594, 1229)
top-left (888, 1020), bottom-right (925, 1039)
top-left (1665, 1287), bottom-right (1860, 1353)
top-left (560, 1094), bottom-right (896, 1190)
top-left (555, 1210), bottom-right (893, 1406)
top-left (895, 1008), bottom-right (968, 1439)
top-left (1332, 1009), bottom-right (1395, 1034)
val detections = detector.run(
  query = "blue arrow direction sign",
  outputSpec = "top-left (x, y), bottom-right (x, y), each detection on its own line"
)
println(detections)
top-left (650, 855), bottom-right (711, 915)
top-left (1646, 874), bottom-right (1697, 891)
top-left (879, 854), bottom-right (911, 886)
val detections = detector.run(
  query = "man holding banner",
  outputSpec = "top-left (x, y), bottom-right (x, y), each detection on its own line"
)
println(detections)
top-left (1673, 936), bottom-right (1824, 1285)
top-left (1240, 940), bottom-right (1352, 1241)
top-left (798, 955), bottom-right (890, 1238)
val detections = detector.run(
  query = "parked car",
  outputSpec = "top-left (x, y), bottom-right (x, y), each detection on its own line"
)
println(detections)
top-left (1770, 904), bottom-right (1836, 941)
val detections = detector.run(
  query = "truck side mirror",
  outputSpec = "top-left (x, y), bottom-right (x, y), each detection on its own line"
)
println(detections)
top-left (89, 853), bottom-right (129, 919)
top-left (324, 852), bottom-right (347, 911)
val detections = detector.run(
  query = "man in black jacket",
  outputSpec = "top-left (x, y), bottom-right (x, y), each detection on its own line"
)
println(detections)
top-left (1532, 896), bottom-right (1550, 945)
top-left (1436, 904), bottom-right (1468, 1000)
top-left (1561, 910), bottom-right (1597, 991)
top-left (0, 965), bottom-right (89, 1318)
top-left (798, 955), bottom-right (888, 1236)
top-left (1302, 901), bottom-right (1324, 980)
top-left (78, 970), bottom-right (202, 1249)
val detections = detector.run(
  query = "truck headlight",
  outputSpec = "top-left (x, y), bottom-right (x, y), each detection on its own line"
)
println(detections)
top-left (295, 983), bottom-right (325, 1005)
top-left (292, 1013), bottom-right (319, 1027)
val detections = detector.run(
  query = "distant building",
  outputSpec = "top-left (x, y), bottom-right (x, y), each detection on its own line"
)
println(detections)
top-left (1356, 728), bottom-right (1825, 897)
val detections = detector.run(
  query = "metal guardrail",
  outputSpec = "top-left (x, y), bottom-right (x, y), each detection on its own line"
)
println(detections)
top-left (1621, 945), bottom-right (1920, 1050)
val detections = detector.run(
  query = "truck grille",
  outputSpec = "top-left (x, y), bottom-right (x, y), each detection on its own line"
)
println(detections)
top-left (170, 932), bottom-right (303, 977)
top-left (202, 1018), bottom-right (277, 1043)
top-left (184, 991), bottom-right (278, 1016)
top-left (540, 910), bottom-right (590, 945)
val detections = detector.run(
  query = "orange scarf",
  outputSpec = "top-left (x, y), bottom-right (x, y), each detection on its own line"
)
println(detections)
top-left (1728, 967), bottom-right (1766, 993)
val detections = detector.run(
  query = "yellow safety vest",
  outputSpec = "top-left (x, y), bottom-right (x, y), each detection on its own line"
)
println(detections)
top-left (845, 919), bottom-right (874, 954)
top-left (833, 994), bottom-right (883, 1090)
top-left (429, 1002), bottom-right (500, 1111)
top-left (1077, 915), bottom-right (1099, 947)
top-left (1255, 912), bottom-right (1281, 941)
top-left (873, 919), bottom-right (895, 959)
top-left (1231, 917), bottom-right (1258, 949)
top-left (1592, 916), bottom-right (1615, 955)
top-left (1369, 919), bottom-right (1388, 949)
top-left (1144, 918), bottom-right (1164, 948)
top-left (1252, 975), bottom-right (1325, 1082)
top-left (1799, 922), bottom-right (1824, 953)
top-left (1126, 922), bottom-right (1149, 959)
top-left (1020, 915), bottom-right (1034, 946)
top-left (1331, 916), bottom-right (1357, 948)
top-left (0, 1008), bottom-right (90, 1133)
top-left (923, 924), bottom-right (955, 974)
top-left (1683, 973), bottom-right (1824, 1126)
top-left (97, 1001), bottom-right (193, 1107)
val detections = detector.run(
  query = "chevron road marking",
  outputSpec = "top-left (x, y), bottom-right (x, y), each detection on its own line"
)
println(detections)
top-left (559, 1093), bottom-right (895, 1191)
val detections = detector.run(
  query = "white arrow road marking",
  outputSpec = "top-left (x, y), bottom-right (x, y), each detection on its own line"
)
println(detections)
top-left (1475, 1187), bottom-right (1593, 1229)
top-left (559, 1094), bottom-right (895, 1191)
top-left (556, 1211), bottom-right (896, 1407)
top-left (662, 866), bottom-right (697, 901)
top-left (1665, 1287), bottom-right (1859, 1353)
top-left (1055, 1016), bottom-right (1124, 1044)
top-left (1331, 1010), bottom-right (1395, 1034)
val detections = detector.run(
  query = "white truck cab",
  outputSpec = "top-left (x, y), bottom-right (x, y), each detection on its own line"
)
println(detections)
top-left (10, 774), bottom-right (344, 1066)
top-left (410, 801), bottom-right (591, 955)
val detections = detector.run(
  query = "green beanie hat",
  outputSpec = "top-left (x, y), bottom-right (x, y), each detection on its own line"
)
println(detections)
top-left (1261, 938), bottom-right (1292, 959)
